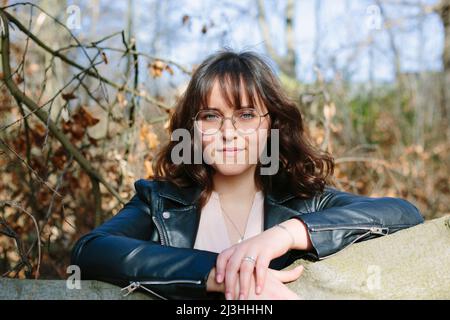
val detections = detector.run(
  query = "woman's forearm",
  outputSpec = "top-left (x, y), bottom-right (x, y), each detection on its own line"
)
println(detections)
top-left (278, 218), bottom-right (313, 251)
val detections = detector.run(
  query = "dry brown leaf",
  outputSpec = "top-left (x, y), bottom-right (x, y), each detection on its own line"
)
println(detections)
top-left (101, 52), bottom-right (109, 64)
top-left (148, 60), bottom-right (174, 78)
top-left (149, 60), bottom-right (165, 78)
top-left (165, 64), bottom-right (174, 75)
top-left (182, 15), bottom-right (190, 25)
top-left (14, 74), bottom-right (24, 85)
top-left (79, 171), bottom-right (91, 190)
top-left (62, 92), bottom-right (77, 101)
top-left (140, 124), bottom-right (160, 150)
top-left (117, 92), bottom-right (128, 108)
top-left (73, 106), bottom-right (100, 127)
top-left (51, 147), bottom-right (68, 170)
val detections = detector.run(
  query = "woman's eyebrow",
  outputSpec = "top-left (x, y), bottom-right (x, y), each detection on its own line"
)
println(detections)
top-left (205, 105), bottom-right (255, 111)
top-left (204, 106), bottom-right (224, 113)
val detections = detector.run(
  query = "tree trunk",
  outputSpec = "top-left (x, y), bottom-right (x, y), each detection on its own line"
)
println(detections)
top-left (437, 0), bottom-right (450, 139)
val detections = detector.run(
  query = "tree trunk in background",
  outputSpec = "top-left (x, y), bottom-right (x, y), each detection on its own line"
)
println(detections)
top-left (437, 0), bottom-right (450, 140)
top-left (37, 0), bottom-right (70, 121)
top-left (257, 0), bottom-right (297, 79)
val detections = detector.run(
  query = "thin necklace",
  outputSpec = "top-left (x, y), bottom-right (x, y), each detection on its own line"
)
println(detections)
top-left (217, 191), bottom-right (257, 244)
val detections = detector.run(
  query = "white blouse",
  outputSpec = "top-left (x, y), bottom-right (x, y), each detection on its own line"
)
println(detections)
top-left (193, 190), bottom-right (264, 253)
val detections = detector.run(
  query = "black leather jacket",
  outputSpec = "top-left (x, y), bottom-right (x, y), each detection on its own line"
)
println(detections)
top-left (71, 178), bottom-right (424, 300)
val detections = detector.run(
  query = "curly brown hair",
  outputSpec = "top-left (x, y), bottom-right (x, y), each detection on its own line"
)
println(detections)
top-left (153, 48), bottom-right (334, 209)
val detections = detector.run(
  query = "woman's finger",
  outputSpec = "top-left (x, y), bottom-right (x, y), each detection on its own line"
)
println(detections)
top-left (238, 254), bottom-right (258, 300)
top-left (215, 247), bottom-right (235, 283)
top-left (255, 254), bottom-right (270, 295)
top-left (271, 265), bottom-right (304, 283)
top-left (224, 254), bottom-right (243, 300)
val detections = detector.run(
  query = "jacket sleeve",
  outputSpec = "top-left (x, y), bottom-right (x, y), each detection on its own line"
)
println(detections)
top-left (288, 186), bottom-right (425, 260)
top-left (70, 194), bottom-right (221, 300)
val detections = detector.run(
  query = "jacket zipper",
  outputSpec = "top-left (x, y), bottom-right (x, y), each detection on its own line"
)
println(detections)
top-left (127, 215), bottom-right (202, 299)
top-left (152, 215), bottom-right (168, 246)
top-left (121, 279), bottom-right (202, 300)
top-left (316, 230), bottom-right (372, 260)
top-left (311, 225), bottom-right (389, 234)
top-left (314, 226), bottom-right (388, 260)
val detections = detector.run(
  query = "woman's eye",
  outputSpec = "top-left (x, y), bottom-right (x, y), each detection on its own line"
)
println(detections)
top-left (204, 114), bottom-right (220, 121)
top-left (239, 112), bottom-right (256, 120)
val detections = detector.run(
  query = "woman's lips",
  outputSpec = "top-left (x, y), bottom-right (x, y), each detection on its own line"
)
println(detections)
top-left (217, 147), bottom-right (245, 153)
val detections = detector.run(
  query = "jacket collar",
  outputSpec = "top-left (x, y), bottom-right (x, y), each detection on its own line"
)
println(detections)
top-left (155, 175), bottom-right (297, 206)
top-left (157, 181), bottom-right (202, 206)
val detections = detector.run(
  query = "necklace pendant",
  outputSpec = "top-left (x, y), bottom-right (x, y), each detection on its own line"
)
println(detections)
top-left (238, 238), bottom-right (243, 243)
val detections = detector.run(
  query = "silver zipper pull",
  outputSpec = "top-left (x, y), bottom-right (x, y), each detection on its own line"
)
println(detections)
top-left (121, 281), bottom-right (140, 297)
top-left (370, 227), bottom-right (387, 234)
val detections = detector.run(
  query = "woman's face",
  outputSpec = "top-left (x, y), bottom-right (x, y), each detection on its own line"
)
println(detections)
top-left (196, 79), bottom-right (271, 176)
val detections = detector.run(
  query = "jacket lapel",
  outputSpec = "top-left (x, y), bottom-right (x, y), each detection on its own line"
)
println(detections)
top-left (157, 205), bottom-right (199, 249)
top-left (155, 182), bottom-right (201, 249)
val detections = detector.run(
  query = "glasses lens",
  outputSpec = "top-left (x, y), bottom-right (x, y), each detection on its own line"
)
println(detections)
top-left (234, 109), bottom-right (260, 134)
top-left (195, 110), bottom-right (222, 134)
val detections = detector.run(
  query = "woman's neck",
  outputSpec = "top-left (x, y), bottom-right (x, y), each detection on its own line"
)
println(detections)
top-left (212, 166), bottom-right (259, 200)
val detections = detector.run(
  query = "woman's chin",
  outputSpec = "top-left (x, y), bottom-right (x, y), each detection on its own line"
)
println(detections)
top-left (212, 162), bottom-right (254, 176)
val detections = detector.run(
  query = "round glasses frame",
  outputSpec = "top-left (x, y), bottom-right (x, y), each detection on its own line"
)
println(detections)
top-left (192, 108), bottom-right (270, 135)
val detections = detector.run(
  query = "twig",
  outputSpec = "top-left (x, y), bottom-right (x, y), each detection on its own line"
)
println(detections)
top-left (0, 200), bottom-right (41, 279)
top-left (2, 10), bottom-right (172, 110)
top-left (3, 1), bottom-right (107, 96)
top-left (0, 10), bottom-right (125, 205)
top-left (0, 137), bottom-right (63, 197)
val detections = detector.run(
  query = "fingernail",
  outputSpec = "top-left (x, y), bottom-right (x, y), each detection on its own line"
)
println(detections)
top-left (216, 273), bottom-right (222, 283)
top-left (225, 292), bottom-right (232, 300)
top-left (239, 293), bottom-right (244, 300)
top-left (256, 285), bottom-right (261, 294)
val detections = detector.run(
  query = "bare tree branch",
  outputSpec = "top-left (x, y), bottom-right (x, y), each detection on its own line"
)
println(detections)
top-left (0, 10), bottom-right (125, 205)
top-left (2, 10), bottom-right (172, 110)
top-left (0, 200), bottom-right (41, 279)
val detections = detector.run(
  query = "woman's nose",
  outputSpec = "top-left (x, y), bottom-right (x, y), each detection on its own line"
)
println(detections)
top-left (220, 117), bottom-right (237, 141)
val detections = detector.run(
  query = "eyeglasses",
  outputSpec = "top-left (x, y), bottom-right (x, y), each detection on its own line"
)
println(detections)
top-left (192, 108), bottom-right (269, 135)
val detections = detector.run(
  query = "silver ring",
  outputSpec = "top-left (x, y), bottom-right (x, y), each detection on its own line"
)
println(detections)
top-left (242, 256), bottom-right (256, 264)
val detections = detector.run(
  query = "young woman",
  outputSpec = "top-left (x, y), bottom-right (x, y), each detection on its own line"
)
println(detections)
top-left (71, 49), bottom-right (424, 300)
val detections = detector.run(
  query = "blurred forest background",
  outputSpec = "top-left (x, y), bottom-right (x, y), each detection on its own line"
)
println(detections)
top-left (0, 0), bottom-right (449, 280)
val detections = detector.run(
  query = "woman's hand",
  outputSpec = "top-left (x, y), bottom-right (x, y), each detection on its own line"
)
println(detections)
top-left (245, 266), bottom-right (304, 300)
top-left (215, 218), bottom-right (310, 300)
top-left (207, 264), bottom-right (304, 300)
